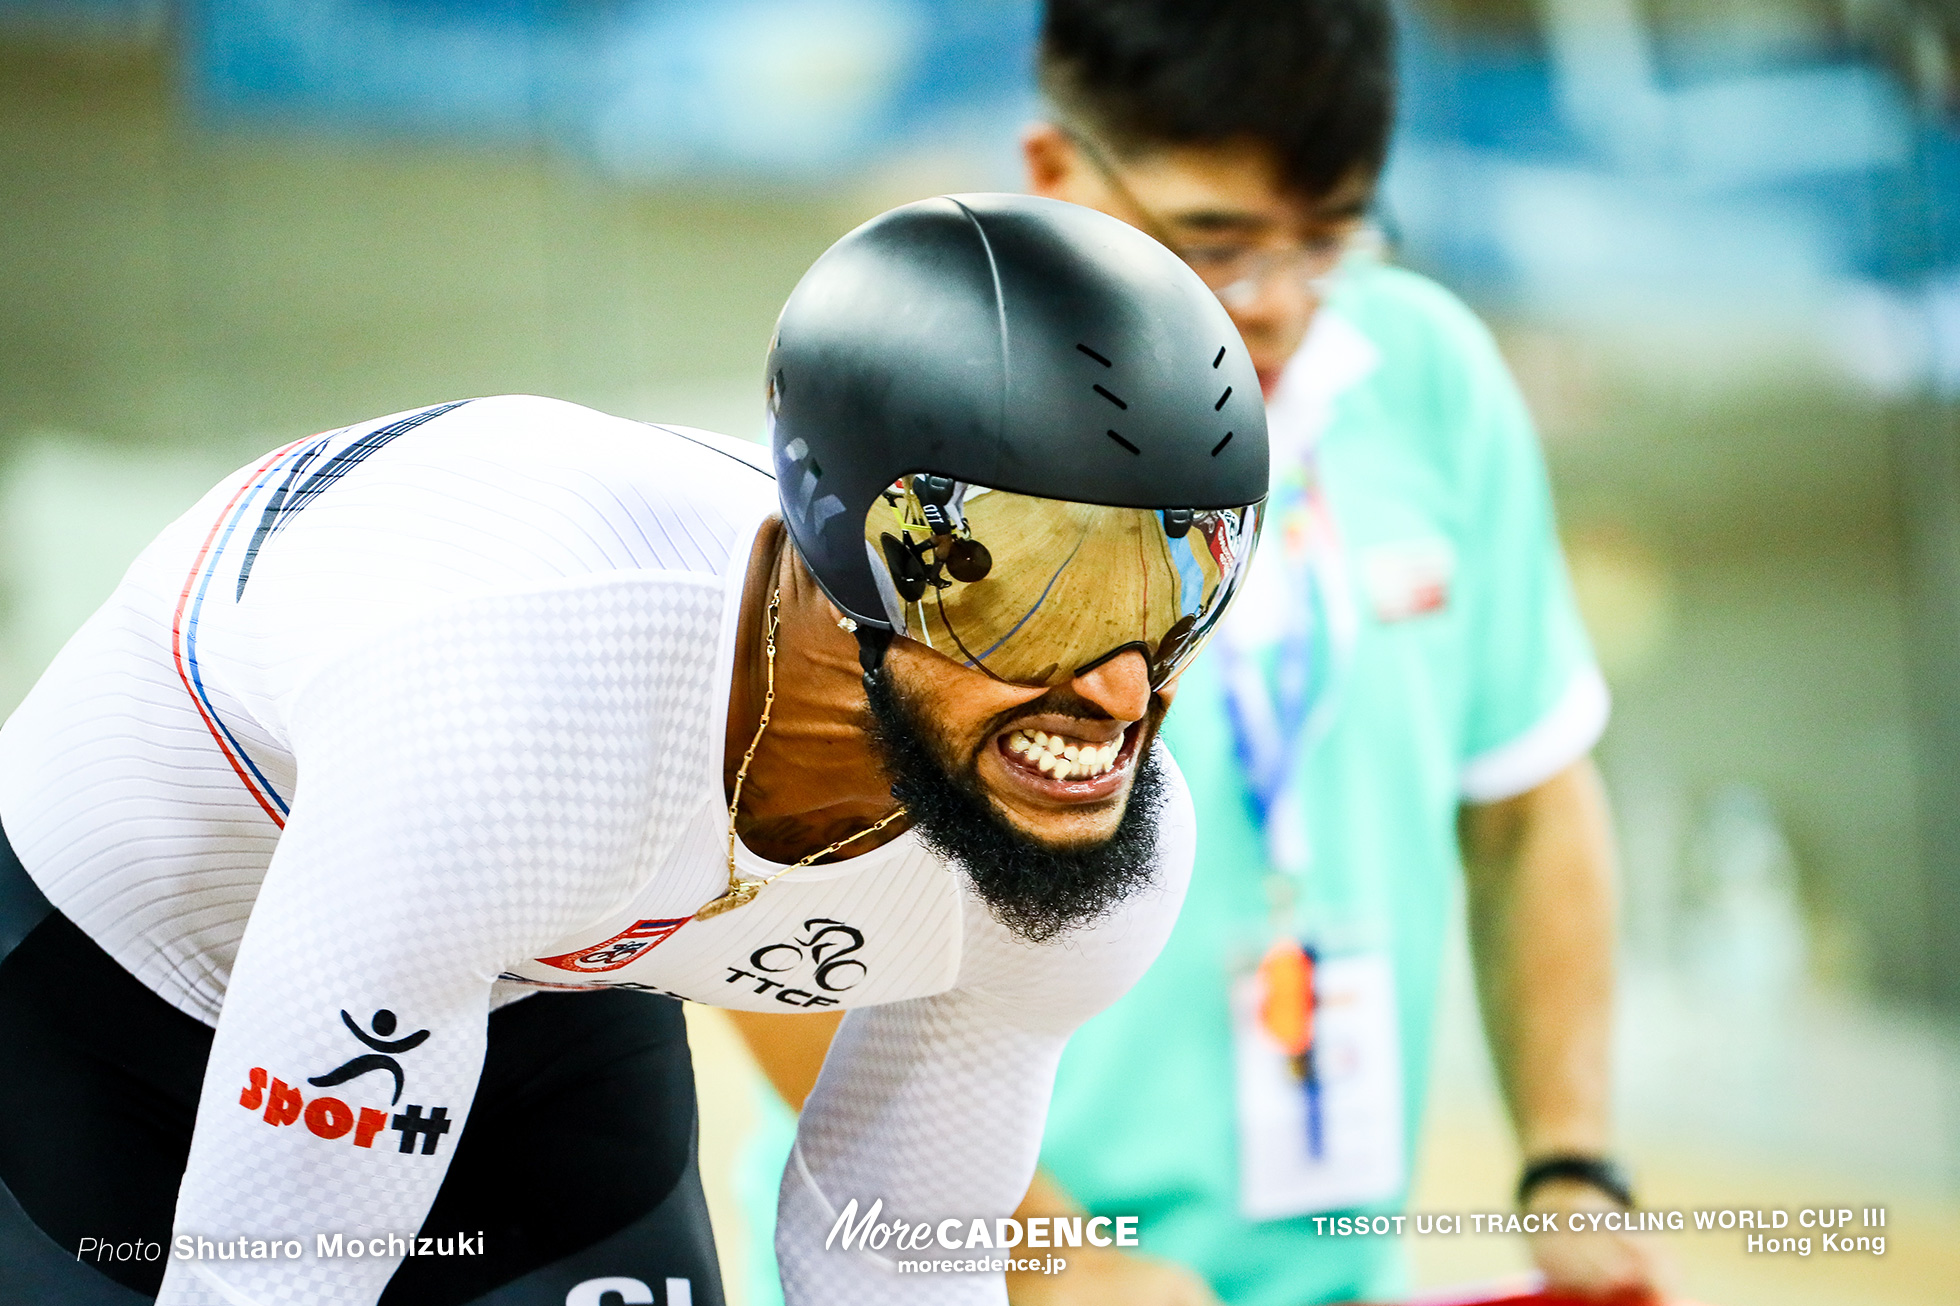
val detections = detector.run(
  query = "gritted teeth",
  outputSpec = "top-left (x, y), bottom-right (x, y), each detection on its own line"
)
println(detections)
top-left (1004, 727), bottom-right (1123, 781)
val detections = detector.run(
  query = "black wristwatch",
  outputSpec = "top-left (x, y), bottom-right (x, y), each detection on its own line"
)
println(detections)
top-left (1516, 1154), bottom-right (1636, 1209)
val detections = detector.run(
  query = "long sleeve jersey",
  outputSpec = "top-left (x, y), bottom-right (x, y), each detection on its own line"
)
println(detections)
top-left (0, 395), bottom-right (1193, 1306)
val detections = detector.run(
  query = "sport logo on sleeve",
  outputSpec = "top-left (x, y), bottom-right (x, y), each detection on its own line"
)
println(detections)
top-left (536, 917), bottom-right (690, 974)
top-left (309, 1008), bottom-right (428, 1104)
top-left (236, 1007), bottom-right (453, 1157)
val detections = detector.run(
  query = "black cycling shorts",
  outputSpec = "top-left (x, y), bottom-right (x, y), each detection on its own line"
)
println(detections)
top-left (0, 820), bottom-right (723, 1306)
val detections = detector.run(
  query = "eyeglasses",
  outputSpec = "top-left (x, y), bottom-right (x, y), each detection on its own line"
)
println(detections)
top-left (1182, 239), bottom-right (1356, 311)
top-left (1060, 124), bottom-right (1365, 310)
top-left (865, 474), bottom-right (1263, 690)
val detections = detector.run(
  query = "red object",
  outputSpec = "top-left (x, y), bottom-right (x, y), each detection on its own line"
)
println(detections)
top-left (1343, 1288), bottom-right (1702, 1306)
top-left (1409, 1296), bottom-right (1661, 1306)
top-left (1258, 938), bottom-right (1314, 1056)
top-left (352, 1107), bottom-right (388, 1148)
top-left (535, 915), bottom-right (690, 973)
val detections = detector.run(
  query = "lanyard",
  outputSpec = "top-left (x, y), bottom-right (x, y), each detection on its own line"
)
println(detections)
top-left (1257, 878), bottom-right (1324, 1158)
top-left (1223, 458), bottom-right (1357, 1163)
top-left (1216, 459), bottom-right (1357, 876)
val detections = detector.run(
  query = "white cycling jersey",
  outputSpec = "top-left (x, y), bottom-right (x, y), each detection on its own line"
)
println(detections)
top-left (0, 395), bottom-right (1193, 1306)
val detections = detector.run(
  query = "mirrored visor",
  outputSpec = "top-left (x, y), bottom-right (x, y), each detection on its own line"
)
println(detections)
top-left (864, 475), bottom-right (1264, 689)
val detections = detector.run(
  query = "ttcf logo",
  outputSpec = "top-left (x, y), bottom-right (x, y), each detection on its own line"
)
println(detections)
top-left (723, 918), bottom-right (866, 1007)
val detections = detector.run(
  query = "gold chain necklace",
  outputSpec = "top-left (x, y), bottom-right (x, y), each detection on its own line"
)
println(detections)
top-left (695, 589), bottom-right (908, 920)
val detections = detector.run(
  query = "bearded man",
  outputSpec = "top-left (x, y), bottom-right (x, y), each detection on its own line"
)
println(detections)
top-left (0, 194), bottom-right (1266, 1306)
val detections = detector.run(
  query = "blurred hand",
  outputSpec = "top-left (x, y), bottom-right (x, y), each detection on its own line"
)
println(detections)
top-left (1523, 1177), bottom-right (1675, 1302)
top-left (1005, 1244), bottom-right (1222, 1306)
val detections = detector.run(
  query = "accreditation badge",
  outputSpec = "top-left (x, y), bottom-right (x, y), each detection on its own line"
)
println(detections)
top-left (1231, 948), bottom-right (1404, 1220)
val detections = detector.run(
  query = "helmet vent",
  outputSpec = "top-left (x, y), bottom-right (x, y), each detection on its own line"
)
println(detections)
top-left (1213, 346), bottom-right (1227, 368)
top-left (1106, 429), bottom-right (1141, 455)
top-left (1211, 431), bottom-right (1234, 456)
top-left (1076, 343), bottom-right (1112, 367)
top-left (1214, 386), bottom-right (1233, 411)
top-left (1093, 384), bottom-right (1129, 411)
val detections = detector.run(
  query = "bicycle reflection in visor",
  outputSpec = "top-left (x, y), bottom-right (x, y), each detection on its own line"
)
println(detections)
top-left (865, 474), bottom-right (1264, 691)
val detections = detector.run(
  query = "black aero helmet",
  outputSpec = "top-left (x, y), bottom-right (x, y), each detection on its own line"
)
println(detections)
top-left (770, 193), bottom-right (1268, 688)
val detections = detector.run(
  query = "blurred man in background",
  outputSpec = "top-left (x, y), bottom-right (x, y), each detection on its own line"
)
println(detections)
top-left (738, 2), bottom-right (1666, 1303)
top-left (1014, 2), bottom-right (1661, 1300)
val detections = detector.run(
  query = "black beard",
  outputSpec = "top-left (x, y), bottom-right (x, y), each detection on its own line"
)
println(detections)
top-left (861, 667), bottom-right (1167, 945)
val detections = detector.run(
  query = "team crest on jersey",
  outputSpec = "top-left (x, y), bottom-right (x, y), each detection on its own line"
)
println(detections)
top-left (720, 917), bottom-right (866, 1007)
top-left (537, 917), bottom-right (691, 973)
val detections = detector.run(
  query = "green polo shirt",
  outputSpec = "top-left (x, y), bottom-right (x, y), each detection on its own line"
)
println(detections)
top-left (1037, 263), bottom-right (1603, 1304)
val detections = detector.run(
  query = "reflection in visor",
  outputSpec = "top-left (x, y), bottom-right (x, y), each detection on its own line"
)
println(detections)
top-left (866, 476), bottom-right (1261, 689)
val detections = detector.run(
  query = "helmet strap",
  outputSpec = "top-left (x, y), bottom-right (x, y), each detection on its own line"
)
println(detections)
top-left (855, 626), bottom-right (894, 677)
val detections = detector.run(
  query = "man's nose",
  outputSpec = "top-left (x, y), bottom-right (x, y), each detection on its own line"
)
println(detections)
top-left (1071, 649), bottom-right (1152, 723)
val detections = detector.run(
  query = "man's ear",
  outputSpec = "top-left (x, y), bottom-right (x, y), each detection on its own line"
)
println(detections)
top-left (1021, 121), bottom-right (1082, 199)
